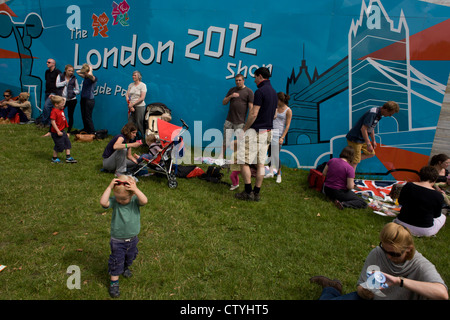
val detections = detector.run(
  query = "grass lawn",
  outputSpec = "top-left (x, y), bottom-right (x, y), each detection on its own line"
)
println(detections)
top-left (0, 123), bottom-right (448, 301)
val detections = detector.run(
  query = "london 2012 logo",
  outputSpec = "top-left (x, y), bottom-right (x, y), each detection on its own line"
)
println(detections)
top-left (67, 1), bottom-right (131, 39)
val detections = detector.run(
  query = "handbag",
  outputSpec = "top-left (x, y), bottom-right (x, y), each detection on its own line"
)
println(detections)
top-left (75, 131), bottom-right (95, 142)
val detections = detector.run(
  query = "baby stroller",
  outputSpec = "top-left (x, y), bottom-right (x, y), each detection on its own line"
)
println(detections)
top-left (144, 102), bottom-right (172, 142)
top-left (133, 118), bottom-right (189, 188)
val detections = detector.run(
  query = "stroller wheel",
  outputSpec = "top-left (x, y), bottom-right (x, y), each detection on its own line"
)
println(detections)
top-left (168, 178), bottom-right (178, 189)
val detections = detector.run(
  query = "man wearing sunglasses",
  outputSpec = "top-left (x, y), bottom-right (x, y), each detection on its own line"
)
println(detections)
top-left (38, 58), bottom-right (61, 127)
top-left (310, 223), bottom-right (447, 300)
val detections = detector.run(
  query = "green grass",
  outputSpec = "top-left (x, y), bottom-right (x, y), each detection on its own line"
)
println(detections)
top-left (0, 123), bottom-right (448, 300)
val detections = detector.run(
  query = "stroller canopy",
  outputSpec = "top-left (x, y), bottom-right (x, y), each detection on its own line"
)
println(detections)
top-left (157, 118), bottom-right (183, 148)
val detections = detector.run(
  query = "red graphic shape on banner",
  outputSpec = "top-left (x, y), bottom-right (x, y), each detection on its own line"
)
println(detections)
top-left (375, 144), bottom-right (429, 181)
top-left (360, 19), bottom-right (450, 61)
top-left (0, 3), bottom-right (17, 17)
top-left (0, 48), bottom-right (36, 59)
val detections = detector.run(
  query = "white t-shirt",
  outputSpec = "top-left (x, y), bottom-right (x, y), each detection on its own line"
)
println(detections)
top-left (127, 82), bottom-right (147, 107)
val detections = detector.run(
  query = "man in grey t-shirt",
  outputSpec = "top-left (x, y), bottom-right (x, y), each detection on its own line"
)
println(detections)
top-left (221, 74), bottom-right (254, 157)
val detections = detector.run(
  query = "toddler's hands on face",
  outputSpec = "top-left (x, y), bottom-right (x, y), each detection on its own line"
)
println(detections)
top-left (125, 179), bottom-right (137, 192)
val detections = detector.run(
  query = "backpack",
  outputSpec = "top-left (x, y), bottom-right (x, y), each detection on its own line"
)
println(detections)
top-left (308, 169), bottom-right (325, 192)
top-left (95, 129), bottom-right (108, 140)
top-left (200, 166), bottom-right (224, 183)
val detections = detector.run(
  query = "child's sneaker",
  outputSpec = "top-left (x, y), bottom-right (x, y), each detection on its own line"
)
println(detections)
top-left (123, 268), bottom-right (133, 278)
top-left (276, 174), bottom-right (282, 183)
top-left (230, 184), bottom-right (239, 191)
top-left (109, 282), bottom-right (120, 298)
top-left (51, 158), bottom-right (61, 164)
top-left (66, 156), bottom-right (78, 163)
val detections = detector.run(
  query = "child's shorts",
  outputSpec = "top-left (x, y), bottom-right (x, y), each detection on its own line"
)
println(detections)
top-left (347, 140), bottom-right (375, 164)
top-left (51, 131), bottom-right (71, 152)
top-left (108, 236), bottom-right (139, 276)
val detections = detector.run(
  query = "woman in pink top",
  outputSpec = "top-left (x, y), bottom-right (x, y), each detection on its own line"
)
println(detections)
top-left (322, 146), bottom-right (367, 209)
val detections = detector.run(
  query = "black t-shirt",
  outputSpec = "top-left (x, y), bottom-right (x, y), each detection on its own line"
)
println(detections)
top-left (251, 80), bottom-right (277, 130)
top-left (436, 169), bottom-right (449, 183)
top-left (397, 182), bottom-right (444, 228)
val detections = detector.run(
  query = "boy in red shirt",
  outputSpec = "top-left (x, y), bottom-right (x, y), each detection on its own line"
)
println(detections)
top-left (50, 95), bottom-right (77, 163)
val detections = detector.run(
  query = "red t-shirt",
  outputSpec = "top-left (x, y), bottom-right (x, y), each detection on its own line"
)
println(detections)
top-left (50, 108), bottom-right (68, 133)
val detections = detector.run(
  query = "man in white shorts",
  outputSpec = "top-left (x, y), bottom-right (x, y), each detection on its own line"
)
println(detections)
top-left (235, 67), bottom-right (277, 201)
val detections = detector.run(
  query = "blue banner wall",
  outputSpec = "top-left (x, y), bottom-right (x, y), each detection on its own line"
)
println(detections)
top-left (1, 0), bottom-right (449, 179)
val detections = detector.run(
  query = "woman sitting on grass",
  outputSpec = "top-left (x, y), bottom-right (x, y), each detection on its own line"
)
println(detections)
top-left (310, 222), bottom-right (448, 300)
top-left (394, 166), bottom-right (446, 237)
top-left (102, 123), bottom-right (143, 176)
top-left (429, 153), bottom-right (450, 208)
top-left (430, 153), bottom-right (449, 181)
top-left (322, 146), bottom-right (367, 210)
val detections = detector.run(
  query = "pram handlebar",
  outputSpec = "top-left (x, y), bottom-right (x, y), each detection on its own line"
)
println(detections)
top-left (180, 119), bottom-right (189, 130)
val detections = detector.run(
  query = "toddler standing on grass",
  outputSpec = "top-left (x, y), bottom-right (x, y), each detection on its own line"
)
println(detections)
top-left (229, 140), bottom-right (240, 190)
top-left (100, 175), bottom-right (148, 298)
top-left (50, 95), bottom-right (77, 163)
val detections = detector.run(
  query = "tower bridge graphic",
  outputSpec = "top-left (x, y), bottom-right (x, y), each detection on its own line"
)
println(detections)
top-left (283, 0), bottom-right (449, 180)
top-left (286, 52), bottom-right (348, 145)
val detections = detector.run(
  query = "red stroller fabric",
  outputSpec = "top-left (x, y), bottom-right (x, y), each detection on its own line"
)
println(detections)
top-left (157, 119), bottom-right (182, 148)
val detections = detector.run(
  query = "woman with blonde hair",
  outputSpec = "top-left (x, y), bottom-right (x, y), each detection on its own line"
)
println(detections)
top-left (56, 64), bottom-right (80, 133)
top-left (311, 222), bottom-right (448, 300)
top-left (77, 63), bottom-right (97, 134)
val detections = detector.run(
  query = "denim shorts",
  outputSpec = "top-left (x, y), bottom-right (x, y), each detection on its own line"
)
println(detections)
top-left (108, 236), bottom-right (139, 276)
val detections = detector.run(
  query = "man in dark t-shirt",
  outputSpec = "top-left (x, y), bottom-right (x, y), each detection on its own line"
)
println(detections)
top-left (235, 67), bottom-right (277, 201)
top-left (346, 101), bottom-right (399, 169)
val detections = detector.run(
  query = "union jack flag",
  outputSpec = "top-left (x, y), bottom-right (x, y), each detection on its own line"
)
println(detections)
top-left (354, 180), bottom-right (404, 200)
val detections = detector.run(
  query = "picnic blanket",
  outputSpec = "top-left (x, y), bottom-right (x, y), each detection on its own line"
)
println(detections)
top-left (354, 179), bottom-right (405, 217)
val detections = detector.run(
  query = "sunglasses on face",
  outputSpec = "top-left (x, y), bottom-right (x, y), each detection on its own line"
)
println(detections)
top-left (379, 242), bottom-right (403, 258)
top-left (115, 180), bottom-right (130, 186)
top-left (3, 95), bottom-right (10, 97)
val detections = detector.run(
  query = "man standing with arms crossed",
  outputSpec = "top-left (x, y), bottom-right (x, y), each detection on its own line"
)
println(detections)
top-left (235, 67), bottom-right (277, 201)
top-left (221, 74), bottom-right (254, 159)
top-left (39, 58), bottom-right (61, 127)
